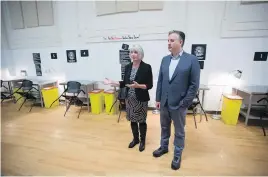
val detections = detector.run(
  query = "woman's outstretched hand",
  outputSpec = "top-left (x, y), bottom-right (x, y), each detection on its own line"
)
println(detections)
top-left (126, 81), bottom-right (140, 88)
top-left (103, 78), bottom-right (119, 87)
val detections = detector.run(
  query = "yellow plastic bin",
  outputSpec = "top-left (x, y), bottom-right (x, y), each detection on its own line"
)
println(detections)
top-left (221, 94), bottom-right (243, 125)
top-left (89, 90), bottom-right (104, 114)
top-left (96, 89), bottom-right (105, 112)
top-left (13, 88), bottom-right (24, 104)
top-left (99, 89), bottom-right (105, 112)
top-left (104, 89), bottom-right (119, 115)
top-left (41, 87), bottom-right (59, 108)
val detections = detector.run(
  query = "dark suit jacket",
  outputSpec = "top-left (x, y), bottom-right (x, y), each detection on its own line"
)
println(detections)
top-left (156, 51), bottom-right (200, 110)
top-left (120, 61), bottom-right (153, 102)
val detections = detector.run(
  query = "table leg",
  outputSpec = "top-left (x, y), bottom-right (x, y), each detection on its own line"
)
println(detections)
top-left (64, 85), bottom-right (67, 109)
top-left (87, 85), bottom-right (90, 112)
top-left (200, 90), bottom-right (205, 121)
top-left (245, 94), bottom-right (252, 125)
top-left (8, 81), bottom-right (15, 103)
top-left (8, 81), bottom-right (12, 94)
top-left (39, 85), bottom-right (44, 108)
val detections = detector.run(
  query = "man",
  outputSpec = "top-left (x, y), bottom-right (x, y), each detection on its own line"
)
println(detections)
top-left (153, 30), bottom-right (200, 170)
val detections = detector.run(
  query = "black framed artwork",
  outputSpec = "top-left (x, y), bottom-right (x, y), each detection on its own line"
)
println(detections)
top-left (33, 53), bottom-right (41, 64)
top-left (119, 50), bottom-right (131, 64)
top-left (66, 50), bottom-right (77, 63)
top-left (191, 44), bottom-right (207, 60)
top-left (35, 64), bottom-right (42, 76)
top-left (80, 50), bottom-right (89, 57)
top-left (122, 43), bottom-right (129, 50)
top-left (36, 70), bottom-right (42, 76)
top-left (253, 52), bottom-right (268, 61)
top-left (119, 49), bottom-right (131, 80)
top-left (199, 61), bottom-right (204, 69)
top-left (32, 53), bottom-right (42, 76)
top-left (51, 53), bottom-right (57, 59)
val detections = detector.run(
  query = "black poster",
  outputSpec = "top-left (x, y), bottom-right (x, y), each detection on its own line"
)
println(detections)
top-left (36, 71), bottom-right (42, 76)
top-left (51, 53), bottom-right (57, 59)
top-left (199, 61), bottom-right (204, 70)
top-left (122, 43), bottom-right (129, 50)
top-left (33, 53), bottom-right (42, 76)
top-left (254, 52), bottom-right (268, 61)
top-left (33, 53), bottom-right (41, 64)
top-left (81, 50), bottom-right (89, 57)
top-left (191, 44), bottom-right (207, 60)
top-left (119, 50), bottom-right (131, 64)
top-left (66, 50), bottom-right (77, 63)
top-left (35, 64), bottom-right (42, 76)
top-left (119, 50), bottom-right (131, 80)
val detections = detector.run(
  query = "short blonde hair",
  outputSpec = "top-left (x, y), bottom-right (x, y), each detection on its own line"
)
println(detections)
top-left (129, 44), bottom-right (144, 60)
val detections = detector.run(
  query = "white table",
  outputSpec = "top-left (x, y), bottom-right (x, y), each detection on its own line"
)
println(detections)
top-left (199, 84), bottom-right (210, 105)
top-left (2, 77), bottom-right (57, 108)
top-left (233, 85), bottom-right (268, 125)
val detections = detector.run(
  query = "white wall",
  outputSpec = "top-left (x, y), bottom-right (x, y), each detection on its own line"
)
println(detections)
top-left (1, 1), bottom-right (268, 110)
top-left (1, 7), bottom-right (14, 78)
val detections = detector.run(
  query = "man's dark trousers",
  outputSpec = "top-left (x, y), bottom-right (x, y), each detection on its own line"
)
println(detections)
top-left (160, 101), bottom-right (187, 158)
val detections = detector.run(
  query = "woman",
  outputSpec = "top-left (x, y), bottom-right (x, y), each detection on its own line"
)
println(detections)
top-left (104, 44), bottom-right (153, 152)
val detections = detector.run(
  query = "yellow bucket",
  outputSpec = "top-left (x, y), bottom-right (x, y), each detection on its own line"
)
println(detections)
top-left (221, 94), bottom-right (243, 125)
top-left (41, 87), bottom-right (59, 108)
top-left (104, 89), bottom-right (119, 115)
top-left (89, 90), bottom-right (104, 114)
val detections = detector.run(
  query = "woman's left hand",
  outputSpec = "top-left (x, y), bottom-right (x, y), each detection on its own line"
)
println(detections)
top-left (126, 81), bottom-right (140, 88)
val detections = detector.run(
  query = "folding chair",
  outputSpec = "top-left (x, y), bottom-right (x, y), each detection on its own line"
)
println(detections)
top-left (188, 92), bottom-right (208, 129)
top-left (1, 80), bottom-right (15, 103)
top-left (9, 80), bottom-right (40, 112)
top-left (1, 80), bottom-right (10, 102)
top-left (109, 87), bottom-right (127, 123)
top-left (249, 97), bottom-right (268, 136)
top-left (50, 81), bottom-right (85, 118)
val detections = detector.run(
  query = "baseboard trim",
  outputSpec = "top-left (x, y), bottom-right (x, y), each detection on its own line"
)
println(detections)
top-left (205, 111), bottom-right (221, 114)
top-left (148, 107), bottom-right (221, 114)
top-left (58, 100), bottom-right (221, 114)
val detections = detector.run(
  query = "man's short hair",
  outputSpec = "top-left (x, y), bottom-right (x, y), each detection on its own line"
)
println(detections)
top-left (168, 30), bottom-right (185, 47)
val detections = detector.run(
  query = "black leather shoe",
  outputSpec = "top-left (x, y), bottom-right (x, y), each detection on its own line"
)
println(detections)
top-left (153, 147), bottom-right (168, 157)
top-left (171, 156), bottom-right (181, 170)
top-left (128, 139), bottom-right (139, 148)
top-left (139, 141), bottom-right (145, 152)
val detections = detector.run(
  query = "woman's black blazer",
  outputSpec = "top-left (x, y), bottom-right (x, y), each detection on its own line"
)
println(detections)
top-left (119, 61), bottom-right (153, 102)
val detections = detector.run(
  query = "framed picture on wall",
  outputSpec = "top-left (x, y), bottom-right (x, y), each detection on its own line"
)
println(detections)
top-left (80, 50), bottom-right (89, 57)
top-left (51, 53), bottom-right (57, 59)
top-left (66, 50), bottom-right (77, 63)
top-left (33, 53), bottom-right (41, 64)
top-left (241, 0), bottom-right (268, 5)
top-left (35, 64), bottom-right (42, 76)
top-left (119, 50), bottom-right (131, 64)
top-left (191, 44), bottom-right (207, 60)
top-left (199, 61), bottom-right (204, 69)
top-left (254, 52), bottom-right (268, 61)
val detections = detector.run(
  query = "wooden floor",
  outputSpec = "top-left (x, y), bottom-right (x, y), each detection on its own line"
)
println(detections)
top-left (1, 102), bottom-right (268, 176)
